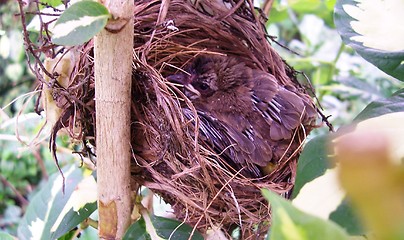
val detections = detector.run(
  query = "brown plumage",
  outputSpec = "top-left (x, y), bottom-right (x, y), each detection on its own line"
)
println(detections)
top-left (167, 55), bottom-right (317, 177)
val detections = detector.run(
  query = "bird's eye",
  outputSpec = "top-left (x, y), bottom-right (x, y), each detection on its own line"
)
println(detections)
top-left (196, 82), bottom-right (210, 91)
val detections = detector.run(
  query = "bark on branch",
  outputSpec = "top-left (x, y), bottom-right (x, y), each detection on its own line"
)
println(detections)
top-left (94, 0), bottom-right (134, 238)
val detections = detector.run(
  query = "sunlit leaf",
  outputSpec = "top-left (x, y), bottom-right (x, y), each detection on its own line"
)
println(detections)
top-left (292, 169), bottom-right (345, 220)
top-left (293, 135), bottom-right (330, 198)
top-left (290, 0), bottom-right (329, 13)
top-left (0, 231), bottom-right (15, 240)
top-left (312, 65), bottom-right (332, 85)
top-left (40, 0), bottom-right (63, 8)
top-left (354, 89), bottom-right (404, 121)
top-left (262, 189), bottom-right (350, 240)
top-left (268, 0), bottom-right (336, 26)
top-left (27, 6), bottom-right (64, 33)
top-left (17, 165), bottom-right (97, 240)
top-left (50, 201), bottom-right (97, 239)
top-left (292, 134), bottom-right (363, 234)
top-left (334, 0), bottom-right (404, 80)
top-left (52, 0), bottom-right (110, 46)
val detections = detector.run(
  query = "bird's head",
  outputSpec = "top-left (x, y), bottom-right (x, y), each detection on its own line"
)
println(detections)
top-left (167, 57), bottom-right (219, 99)
top-left (167, 56), bottom-right (250, 100)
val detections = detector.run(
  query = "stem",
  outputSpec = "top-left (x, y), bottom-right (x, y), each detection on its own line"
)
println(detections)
top-left (0, 175), bottom-right (29, 207)
top-left (94, 0), bottom-right (134, 238)
top-left (328, 43), bottom-right (345, 81)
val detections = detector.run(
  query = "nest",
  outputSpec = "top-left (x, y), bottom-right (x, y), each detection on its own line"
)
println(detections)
top-left (26, 0), bottom-right (319, 238)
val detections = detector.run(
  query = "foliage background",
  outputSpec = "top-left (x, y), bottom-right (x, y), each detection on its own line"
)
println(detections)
top-left (0, 0), bottom-right (403, 238)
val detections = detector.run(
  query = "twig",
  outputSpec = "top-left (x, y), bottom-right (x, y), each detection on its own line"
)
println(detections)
top-left (262, 0), bottom-right (274, 17)
top-left (0, 175), bottom-right (29, 207)
top-left (32, 147), bottom-right (48, 180)
top-left (317, 109), bottom-right (335, 132)
top-left (16, 0), bottom-right (56, 81)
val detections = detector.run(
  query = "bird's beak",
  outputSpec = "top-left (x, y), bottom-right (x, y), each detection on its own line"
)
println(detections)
top-left (167, 72), bottom-right (201, 99)
top-left (166, 72), bottom-right (189, 85)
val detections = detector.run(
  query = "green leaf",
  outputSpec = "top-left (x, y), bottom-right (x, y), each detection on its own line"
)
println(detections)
top-left (123, 215), bottom-right (203, 240)
top-left (5, 63), bottom-right (24, 82)
top-left (57, 229), bottom-right (76, 240)
top-left (269, 0), bottom-right (336, 25)
top-left (329, 199), bottom-right (363, 235)
top-left (123, 217), bottom-right (152, 240)
top-left (312, 65), bottom-right (332, 85)
top-left (290, 0), bottom-right (326, 13)
top-left (293, 134), bottom-right (364, 235)
top-left (292, 135), bottom-right (330, 198)
top-left (354, 89), bottom-right (404, 121)
top-left (151, 215), bottom-right (204, 240)
top-left (17, 166), bottom-right (97, 240)
top-left (262, 189), bottom-right (350, 240)
top-left (40, 0), bottom-right (63, 8)
top-left (267, 8), bottom-right (289, 24)
top-left (51, 173), bottom-right (97, 239)
top-left (338, 77), bottom-right (382, 98)
top-left (52, 0), bottom-right (110, 46)
top-left (51, 202), bottom-right (97, 239)
top-left (334, 0), bottom-right (404, 80)
top-left (294, 91), bottom-right (404, 235)
top-left (0, 231), bottom-right (15, 240)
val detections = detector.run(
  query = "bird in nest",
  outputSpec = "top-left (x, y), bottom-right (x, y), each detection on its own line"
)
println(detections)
top-left (167, 55), bottom-right (317, 178)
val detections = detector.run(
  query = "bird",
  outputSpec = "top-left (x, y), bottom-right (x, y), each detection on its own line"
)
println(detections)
top-left (167, 55), bottom-right (317, 178)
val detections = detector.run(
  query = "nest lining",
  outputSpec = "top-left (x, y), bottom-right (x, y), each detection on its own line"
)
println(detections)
top-left (33, 0), bottom-right (318, 238)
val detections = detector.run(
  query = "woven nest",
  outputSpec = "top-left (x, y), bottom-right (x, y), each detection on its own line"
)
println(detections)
top-left (32, 0), bottom-right (319, 238)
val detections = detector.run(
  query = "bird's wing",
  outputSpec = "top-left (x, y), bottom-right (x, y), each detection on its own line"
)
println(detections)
top-left (251, 71), bottom-right (313, 141)
top-left (183, 108), bottom-right (262, 177)
top-left (213, 107), bottom-right (274, 168)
